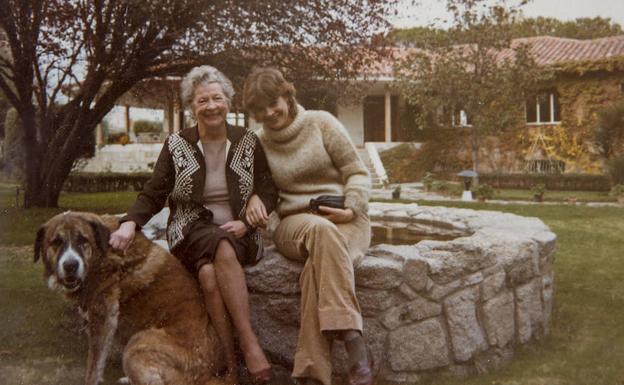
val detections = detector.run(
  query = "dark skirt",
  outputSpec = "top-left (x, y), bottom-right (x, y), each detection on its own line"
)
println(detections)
top-left (172, 217), bottom-right (250, 276)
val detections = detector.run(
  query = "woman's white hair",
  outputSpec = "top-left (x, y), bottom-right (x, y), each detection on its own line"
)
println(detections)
top-left (180, 65), bottom-right (235, 109)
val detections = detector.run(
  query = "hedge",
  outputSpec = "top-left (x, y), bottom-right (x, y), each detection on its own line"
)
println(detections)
top-left (134, 119), bottom-right (163, 134)
top-left (479, 173), bottom-right (611, 191)
top-left (64, 172), bottom-right (151, 193)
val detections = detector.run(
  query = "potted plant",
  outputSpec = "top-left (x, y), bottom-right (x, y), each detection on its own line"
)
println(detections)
top-left (475, 183), bottom-right (494, 202)
top-left (610, 184), bottom-right (624, 204)
top-left (422, 172), bottom-right (435, 192)
top-left (531, 183), bottom-right (546, 202)
top-left (392, 185), bottom-right (402, 199)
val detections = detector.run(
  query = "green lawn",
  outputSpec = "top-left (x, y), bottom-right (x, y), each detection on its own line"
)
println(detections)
top-left (0, 187), bottom-right (138, 245)
top-left (1, 188), bottom-right (624, 384)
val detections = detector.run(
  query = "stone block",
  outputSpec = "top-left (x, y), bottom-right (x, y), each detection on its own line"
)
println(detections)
top-left (357, 288), bottom-right (404, 317)
top-left (379, 295), bottom-right (442, 330)
top-left (504, 245), bottom-right (540, 286)
top-left (542, 271), bottom-right (554, 335)
top-left (249, 294), bottom-right (298, 363)
top-left (398, 282), bottom-right (419, 299)
top-left (355, 255), bottom-right (404, 289)
top-left (532, 230), bottom-right (557, 262)
top-left (245, 248), bottom-right (302, 294)
top-left (481, 269), bottom-right (507, 301)
top-left (482, 290), bottom-right (515, 348)
top-left (429, 271), bottom-right (483, 301)
top-left (418, 239), bottom-right (497, 284)
top-left (515, 278), bottom-right (544, 343)
top-left (403, 258), bottom-right (429, 291)
top-left (388, 318), bottom-right (451, 371)
top-left (444, 287), bottom-right (487, 362)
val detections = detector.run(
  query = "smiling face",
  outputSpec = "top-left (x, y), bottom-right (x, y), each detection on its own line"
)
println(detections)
top-left (34, 213), bottom-right (110, 293)
top-left (191, 82), bottom-right (230, 132)
top-left (252, 96), bottom-right (294, 131)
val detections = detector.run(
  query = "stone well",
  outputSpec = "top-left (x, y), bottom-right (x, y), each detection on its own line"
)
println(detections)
top-left (142, 202), bottom-right (556, 382)
top-left (243, 202), bottom-right (556, 382)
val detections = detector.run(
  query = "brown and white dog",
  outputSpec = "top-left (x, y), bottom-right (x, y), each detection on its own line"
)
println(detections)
top-left (34, 211), bottom-right (228, 385)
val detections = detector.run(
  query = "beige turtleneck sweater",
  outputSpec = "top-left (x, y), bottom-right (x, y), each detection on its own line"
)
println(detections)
top-left (257, 105), bottom-right (370, 218)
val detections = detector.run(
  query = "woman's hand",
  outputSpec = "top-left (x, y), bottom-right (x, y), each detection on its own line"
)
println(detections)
top-left (220, 220), bottom-right (248, 238)
top-left (317, 206), bottom-right (354, 224)
top-left (109, 221), bottom-right (136, 253)
top-left (245, 194), bottom-right (269, 228)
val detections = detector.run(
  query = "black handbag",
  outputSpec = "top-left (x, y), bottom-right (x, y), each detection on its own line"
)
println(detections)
top-left (309, 195), bottom-right (346, 212)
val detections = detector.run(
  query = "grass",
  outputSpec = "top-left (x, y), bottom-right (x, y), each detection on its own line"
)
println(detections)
top-left (2, 187), bottom-right (624, 384)
top-left (0, 188), bottom-right (137, 245)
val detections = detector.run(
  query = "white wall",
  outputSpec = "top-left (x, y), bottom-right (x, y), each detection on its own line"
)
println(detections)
top-left (75, 143), bottom-right (163, 173)
top-left (336, 103), bottom-right (364, 147)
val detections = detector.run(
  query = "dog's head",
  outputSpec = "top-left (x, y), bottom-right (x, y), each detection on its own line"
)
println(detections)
top-left (34, 212), bottom-right (110, 293)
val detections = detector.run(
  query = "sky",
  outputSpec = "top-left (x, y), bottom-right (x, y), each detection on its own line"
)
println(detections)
top-left (391, 0), bottom-right (624, 29)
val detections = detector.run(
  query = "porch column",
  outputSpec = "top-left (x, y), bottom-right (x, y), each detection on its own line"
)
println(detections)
top-left (164, 100), bottom-right (174, 134)
top-left (95, 123), bottom-right (104, 147)
top-left (384, 90), bottom-right (392, 142)
top-left (125, 105), bottom-right (131, 135)
top-left (173, 108), bottom-right (184, 133)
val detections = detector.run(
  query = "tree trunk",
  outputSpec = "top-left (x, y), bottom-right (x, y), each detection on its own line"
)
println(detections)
top-left (22, 113), bottom-right (94, 208)
top-left (471, 125), bottom-right (480, 187)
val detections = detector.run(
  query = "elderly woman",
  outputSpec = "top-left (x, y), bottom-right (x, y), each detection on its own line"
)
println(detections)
top-left (109, 65), bottom-right (276, 384)
top-left (242, 68), bottom-right (373, 385)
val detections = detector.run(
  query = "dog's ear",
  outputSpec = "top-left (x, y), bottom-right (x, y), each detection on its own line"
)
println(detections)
top-left (34, 226), bottom-right (46, 263)
top-left (88, 219), bottom-right (111, 257)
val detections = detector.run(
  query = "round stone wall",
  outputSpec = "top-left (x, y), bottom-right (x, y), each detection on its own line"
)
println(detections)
top-left (243, 202), bottom-right (556, 382)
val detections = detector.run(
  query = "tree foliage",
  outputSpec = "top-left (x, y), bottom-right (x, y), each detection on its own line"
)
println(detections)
top-left (394, 0), bottom-right (542, 180)
top-left (595, 101), bottom-right (624, 160)
top-left (0, 0), bottom-right (395, 207)
top-left (391, 16), bottom-right (624, 47)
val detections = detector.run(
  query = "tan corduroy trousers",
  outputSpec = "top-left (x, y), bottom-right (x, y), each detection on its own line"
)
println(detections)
top-left (273, 212), bottom-right (371, 385)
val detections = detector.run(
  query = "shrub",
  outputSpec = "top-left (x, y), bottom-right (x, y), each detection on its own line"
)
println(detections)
top-left (474, 183), bottom-right (494, 201)
top-left (610, 184), bottom-right (624, 198)
top-left (107, 132), bottom-right (130, 145)
top-left (422, 172), bottom-right (435, 191)
top-left (133, 120), bottom-right (162, 134)
top-left (63, 172), bottom-right (151, 193)
top-left (379, 143), bottom-right (424, 183)
top-left (392, 185), bottom-right (401, 199)
top-left (607, 156), bottom-right (624, 186)
top-left (531, 183), bottom-right (546, 201)
top-left (479, 173), bottom-right (610, 191)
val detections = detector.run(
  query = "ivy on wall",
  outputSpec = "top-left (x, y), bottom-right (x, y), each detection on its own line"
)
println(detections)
top-left (519, 69), bottom-right (624, 173)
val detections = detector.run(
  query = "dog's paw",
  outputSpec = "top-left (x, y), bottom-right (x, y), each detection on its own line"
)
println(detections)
top-left (116, 377), bottom-right (131, 385)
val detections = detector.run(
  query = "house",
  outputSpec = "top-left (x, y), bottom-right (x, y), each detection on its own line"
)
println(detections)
top-left (87, 35), bottom-right (624, 175)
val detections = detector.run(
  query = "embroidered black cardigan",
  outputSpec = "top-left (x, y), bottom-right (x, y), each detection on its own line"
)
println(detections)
top-left (121, 124), bottom-right (278, 264)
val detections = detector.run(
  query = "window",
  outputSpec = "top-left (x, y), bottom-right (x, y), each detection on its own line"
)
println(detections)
top-left (526, 91), bottom-right (561, 124)
top-left (451, 106), bottom-right (472, 127)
